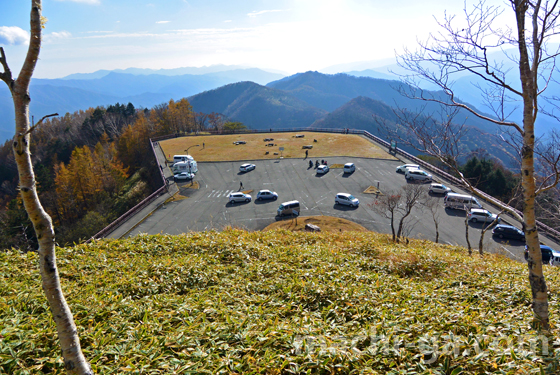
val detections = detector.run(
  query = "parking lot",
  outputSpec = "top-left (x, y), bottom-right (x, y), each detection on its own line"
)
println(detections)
top-left (127, 156), bottom-right (531, 261)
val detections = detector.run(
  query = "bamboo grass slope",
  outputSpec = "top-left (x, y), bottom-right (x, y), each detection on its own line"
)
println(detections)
top-left (1, 230), bottom-right (560, 374)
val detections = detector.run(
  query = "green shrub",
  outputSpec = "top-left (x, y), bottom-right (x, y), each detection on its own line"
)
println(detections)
top-left (1, 230), bottom-right (559, 374)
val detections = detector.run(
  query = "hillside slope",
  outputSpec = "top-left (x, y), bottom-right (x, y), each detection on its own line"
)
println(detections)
top-left (2, 230), bottom-right (558, 373)
top-left (0, 69), bottom-right (284, 143)
top-left (311, 96), bottom-right (515, 162)
top-left (267, 71), bottom-right (500, 135)
top-left (189, 81), bottom-right (328, 129)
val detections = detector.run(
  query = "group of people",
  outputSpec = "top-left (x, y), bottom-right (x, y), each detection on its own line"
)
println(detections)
top-left (309, 160), bottom-right (328, 168)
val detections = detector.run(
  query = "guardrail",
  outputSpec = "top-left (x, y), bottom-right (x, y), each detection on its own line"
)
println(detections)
top-left (358, 130), bottom-right (560, 243)
top-left (93, 128), bottom-right (560, 243)
top-left (89, 138), bottom-right (169, 241)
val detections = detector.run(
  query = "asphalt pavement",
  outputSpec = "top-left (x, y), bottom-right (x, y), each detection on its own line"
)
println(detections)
top-left (125, 155), bottom-right (538, 261)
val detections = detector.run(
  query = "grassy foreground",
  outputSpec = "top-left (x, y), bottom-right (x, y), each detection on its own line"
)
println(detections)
top-left (1, 230), bottom-right (560, 374)
top-left (160, 132), bottom-right (397, 162)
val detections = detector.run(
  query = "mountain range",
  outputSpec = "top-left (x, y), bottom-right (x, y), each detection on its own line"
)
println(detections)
top-left (187, 72), bottom-right (513, 164)
top-left (0, 68), bottom-right (284, 143)
top-left (0, 64), bottom-right (527, 166)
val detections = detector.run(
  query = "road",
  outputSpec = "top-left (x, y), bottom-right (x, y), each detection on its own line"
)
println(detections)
top-left (127, 156), bottom-right (531, 260)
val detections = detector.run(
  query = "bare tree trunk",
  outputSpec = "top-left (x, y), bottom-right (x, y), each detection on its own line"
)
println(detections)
top-left (1, 1), bottom-right (93, 373)
top-left (515, 0), bottom-right (549, 330)
top-left (465, 214), bottom-right (472, 256)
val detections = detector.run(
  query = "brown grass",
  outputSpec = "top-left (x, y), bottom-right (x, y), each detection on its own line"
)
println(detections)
top-left (363, 185), bottom-right (383, 194)
top-left (160, 132), bottom-right (397, 162)
top-left (262, 215), bottom-right (369, 233)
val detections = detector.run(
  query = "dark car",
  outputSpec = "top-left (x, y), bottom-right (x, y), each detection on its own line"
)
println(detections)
top-left (492, 224), bottom-right (525, 241)
top-left (524, 245), bottom-right (554, 264)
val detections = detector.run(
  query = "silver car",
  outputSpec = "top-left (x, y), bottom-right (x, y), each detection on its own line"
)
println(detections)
top-left (239, 163), bottom-right (256, 172)
top-left (405, 169), bottom-right (432, 182)
top-left (429, 183), bottom-right (451, 195)
top-left (317, 165), bottom-right (329, 174)
top-left (174, 172), bottom-right (194, 181)
top-left (468, 208), bottom-right (500, 223)
top-left (396, 164), bottom-right (420, 173)
top-left (343, 163), bottom-right (356, 173)
top-left (335, 193), bottom-right (359, 207)
top-left (229, 192), bottom-right (252, 203)
top-left (256, 189), bottom-right (278, 201)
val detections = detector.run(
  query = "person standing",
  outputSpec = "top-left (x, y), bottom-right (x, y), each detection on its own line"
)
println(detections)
top-left (239, 181), bottom-right (244, 191)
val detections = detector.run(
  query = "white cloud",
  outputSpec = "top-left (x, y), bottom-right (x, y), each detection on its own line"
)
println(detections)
top-left (156, 21), bottom-right (171, 24)
top-left (83, 30), bottom-right (114, 34)
top-left (224, 20), bottom-right (232, 23)
top-left (0, 26), bottom-right (29, 45)
top-left (44, 31), bottom-right (72, 43)
top-left (55, 0), bottom-right (101, 4)
top-left (247, 9), bottom-right (284, 18)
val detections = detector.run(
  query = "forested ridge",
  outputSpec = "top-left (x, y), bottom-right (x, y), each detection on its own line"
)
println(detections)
top-left (0, 98), bottom-right (211, 249)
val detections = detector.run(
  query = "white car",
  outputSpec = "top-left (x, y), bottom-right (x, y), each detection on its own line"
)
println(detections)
top-left (343, 163), bottom-right (356, 173)
top-left (335, 193), bottom-right (359, 207)
top-left (256, 189), bottom-right (278, 201)
top-left (429, 183), bottom-right (451, 195)
top-left (396, 164), bottom-right (420, 174)
top-left (405, 169), bottom-right (432, 182)
top-left (468, 208), bottom-right (500, 224)
top-left (317, 165), bottom-right (330, 174)
top-left (174, 172), bottom-right (194, 181)
top-left (239, 163), bottom-right (256, 172)
top-left (229, 192), bottom-right (252, 203)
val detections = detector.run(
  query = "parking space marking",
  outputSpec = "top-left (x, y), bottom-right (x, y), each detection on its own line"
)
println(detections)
top-left (500, 245), bottom-right (517, 258)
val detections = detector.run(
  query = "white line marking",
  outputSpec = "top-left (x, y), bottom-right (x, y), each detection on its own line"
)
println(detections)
top-left (500, 245), bottom-right (517, 257)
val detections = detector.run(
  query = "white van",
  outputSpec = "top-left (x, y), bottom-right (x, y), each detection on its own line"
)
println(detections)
top-left (444, 193), bottom-right (482, 210)
top-left (277, 200), bottom-right (300, 217)
top-left (172, 155), bottom-right (198, 174)
top-left (173, 154), bottom-right (194, 164)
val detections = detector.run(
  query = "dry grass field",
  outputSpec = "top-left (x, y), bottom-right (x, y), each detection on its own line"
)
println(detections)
top-left (262, 215), bottom-right (369, 232)
top-left (159, 132), bottom-right (397, 162)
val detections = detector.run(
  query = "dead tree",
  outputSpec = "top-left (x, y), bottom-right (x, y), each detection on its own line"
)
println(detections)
top-left (422, 195), bottom-right (441, 243)
top-left (389, 0), bottom-right (560, 330)
top-left (369, 184), bottom-right (425, 243)
top-left (0, 1), bottom-right (92, 373)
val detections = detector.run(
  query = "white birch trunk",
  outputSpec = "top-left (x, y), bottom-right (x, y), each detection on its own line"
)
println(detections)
top-left (515, 0), bottom-right (549, 330)
top-left (2, 1), bottom-right (94, 373)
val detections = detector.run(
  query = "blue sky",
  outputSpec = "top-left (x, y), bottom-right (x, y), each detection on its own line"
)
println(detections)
top-left (1, 0), bottom-right (504, 78)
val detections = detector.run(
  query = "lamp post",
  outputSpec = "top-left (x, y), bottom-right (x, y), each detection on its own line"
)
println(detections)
top-left (184, 144), bottom-right (199, 155)
top-left (184, 145), bottom-right (199, 174)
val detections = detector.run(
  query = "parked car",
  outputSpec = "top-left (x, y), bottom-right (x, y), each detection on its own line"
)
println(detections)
top-left (552, 250), bottom-right (560, 266)
top-left (429, 183), bottom-right (451, 195)
top-left (524, 245), bottom-right (554, 264)
top-left (229, 192), bottom-right (251, 203)
top-left (467, 208), bottom-right (500, 224)
top-left (277, 200), bottom-right (300, 216)
top-left (317, 165), bottom-right (330, 174)
top-left (396, 164), bottom-right (420, 174)
top-left (444, 193), bottom-right (482, 210)
top-left (492, 224), bottom-right (525, 241)
top-left (256, 189), bottom-right (278, 201)
top-left (335, 193), bottom-right (359, 207)
top-left (174, 172), bottom-right (194, 181)
top-left (233, 141), bottom-right (247, 145)
top-left (405, 169), bottom-right (432, 182)
top-left (239, 163), bottom-right (256, 172)
top-left (343, 163), bottom-right (356, 173)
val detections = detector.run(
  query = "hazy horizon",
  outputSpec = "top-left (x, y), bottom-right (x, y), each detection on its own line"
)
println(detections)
top-left (1, 0), bottom-right (508, 79)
